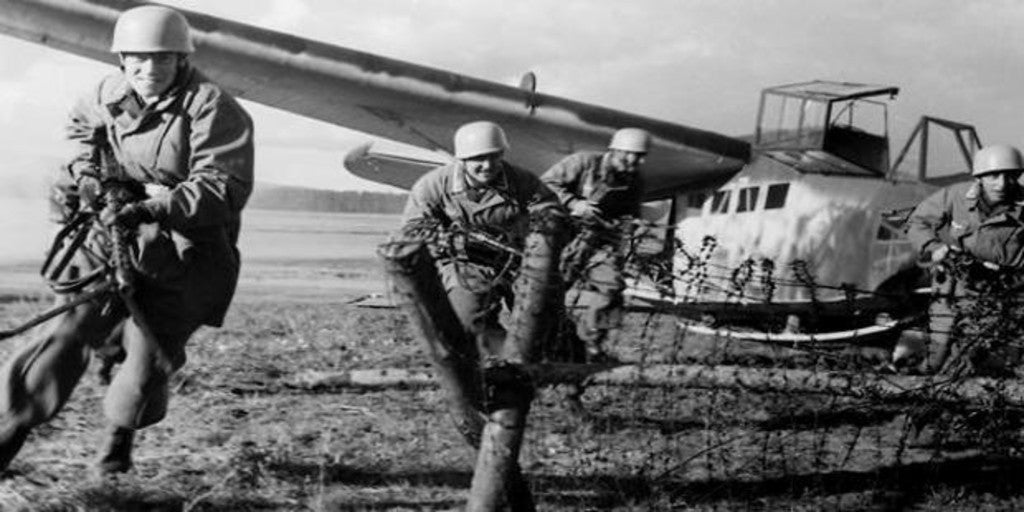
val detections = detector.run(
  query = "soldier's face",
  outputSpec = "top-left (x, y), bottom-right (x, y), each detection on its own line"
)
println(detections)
top-left (462, 152), bottom-right (503, 186)
top-left (608, 149), bottom-right (646, 174)
top-left (120, 52), bottom-right (181, 102)
top-left (978, 170), bottom-right (1021, 204)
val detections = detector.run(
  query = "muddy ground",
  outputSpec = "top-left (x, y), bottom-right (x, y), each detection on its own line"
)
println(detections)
top-left (0, 253), bottom-right (1023, 511)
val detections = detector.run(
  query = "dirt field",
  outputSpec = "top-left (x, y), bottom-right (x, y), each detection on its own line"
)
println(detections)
top-left (0, 211), bottom-right (1023, 511)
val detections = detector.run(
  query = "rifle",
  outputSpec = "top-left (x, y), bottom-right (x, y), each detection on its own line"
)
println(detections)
top-left (101, 181), bottom-right (174, 374)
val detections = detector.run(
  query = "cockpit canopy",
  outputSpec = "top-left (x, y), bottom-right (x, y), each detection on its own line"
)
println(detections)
top-left (755, 81), bottom-right (898, 175)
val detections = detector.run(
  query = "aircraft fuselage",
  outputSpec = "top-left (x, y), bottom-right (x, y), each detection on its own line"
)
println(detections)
top-left (655, 151), bottom-right (938, 329)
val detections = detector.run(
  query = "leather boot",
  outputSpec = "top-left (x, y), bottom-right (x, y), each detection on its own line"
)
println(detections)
top-left (95, 425), bottom-right (134, 475)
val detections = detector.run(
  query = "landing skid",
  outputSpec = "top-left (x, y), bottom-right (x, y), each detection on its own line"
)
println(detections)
top-left (677, 314), bottom-right (921, 349)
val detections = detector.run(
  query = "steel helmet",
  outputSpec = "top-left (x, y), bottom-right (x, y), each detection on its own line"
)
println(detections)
top-left (972, 144), bottom-right (1024, 176)
top-left (454, 121), bottom-right (509, 159)
top-left (111, 6), bottom-right (194, 54)
top-left (608, 128), bottom-right (651, 154)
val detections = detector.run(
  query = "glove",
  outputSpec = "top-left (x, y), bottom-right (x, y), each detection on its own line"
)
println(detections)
top-left (100, 202), bottom-right (155, 229)
top-left (76, 175), bottom-right (103, 210)
top-left (570, 200), bottom-right (600, 218)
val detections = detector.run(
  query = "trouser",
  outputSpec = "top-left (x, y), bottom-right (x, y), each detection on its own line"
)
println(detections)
top-left (562, 244), bottom-right (625, 354)
top-left (385, 243), bottom-right (541, 511)
top-left (439, 260), bottom-right (513, 358)
top-left (0, 293), bottom-right (195, 430)
top-left (0, 222), bottom-right (230, 466)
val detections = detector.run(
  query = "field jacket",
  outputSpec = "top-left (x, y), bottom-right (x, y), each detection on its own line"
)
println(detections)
top-left (65, 64), bottom-right (254, 325)
top-left (907, 181), bottom-right (1024, 268)
top-left (402, 160), bottom-right (562, 266)
top-left (541, 151), bottom-right (643, 221)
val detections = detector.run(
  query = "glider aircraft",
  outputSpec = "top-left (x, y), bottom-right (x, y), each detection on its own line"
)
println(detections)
top-left (0, 0), bottom-right (982, 339)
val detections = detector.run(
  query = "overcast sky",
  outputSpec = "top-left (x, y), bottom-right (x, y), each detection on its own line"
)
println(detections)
top-left (2, 0), bottom-right (1023, 195)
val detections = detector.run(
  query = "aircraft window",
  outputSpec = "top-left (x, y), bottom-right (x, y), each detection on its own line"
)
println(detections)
top-left (764, 183), bottom-right (789, 209)
top-left (687, 192), bottom-right (707, 208)
top-left (830, 99), bottom-right (886, 137)
top-left (758, 95), bottom-right (826, 149)
top-left (711, 190), bottom-right (731, 214)
top-left (737, 186), bottom-right (760, 212)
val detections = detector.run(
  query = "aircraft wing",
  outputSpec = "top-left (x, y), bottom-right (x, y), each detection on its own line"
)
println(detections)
top-left (343, 143), bottom-right (448, 190)
top-left (0, 0), bottom-right (750, 199)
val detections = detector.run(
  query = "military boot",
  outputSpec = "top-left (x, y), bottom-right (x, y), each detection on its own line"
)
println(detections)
top-left (95, 425), bottom-right (134, 475)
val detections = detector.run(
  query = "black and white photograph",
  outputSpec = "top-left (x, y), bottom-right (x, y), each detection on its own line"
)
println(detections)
top-left (1, 1), bottom-right (1024, 510)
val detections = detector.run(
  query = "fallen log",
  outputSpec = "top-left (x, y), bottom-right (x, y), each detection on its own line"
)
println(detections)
top-left (288, 363), bottom-right (1024, 407)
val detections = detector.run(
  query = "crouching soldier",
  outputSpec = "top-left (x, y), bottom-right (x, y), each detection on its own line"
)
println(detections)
top-left (541, 127), bottom-right (651, 362)
top-left (384, 121), bottom-right (565, 511)
top-left (905, 144), bottom-right (1024, 376)
top-left (0, 5), bottom-right (253, 475)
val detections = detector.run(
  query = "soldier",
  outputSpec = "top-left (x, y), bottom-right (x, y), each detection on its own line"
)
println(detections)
top-left (541, 127), bottom-right (651, 361)
top-left (0, 5), bottom-right (253, 475)
top-left (402, 120), bottom-right (564, 352)
top-left (396, 120), bottom-right (564, 510)
top-left (905, 144), bottom-right (1024, 375)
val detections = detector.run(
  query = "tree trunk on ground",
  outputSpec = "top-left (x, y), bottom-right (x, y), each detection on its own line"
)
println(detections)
top-left (290, 363), bottom-right (1024, 406)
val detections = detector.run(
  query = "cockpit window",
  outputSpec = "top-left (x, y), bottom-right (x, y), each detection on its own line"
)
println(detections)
top-left (710, 190), bottom-right (731, 214)
top-left (737, 186), bottom-right (760, 212)
top-left (757, 96), bottom-right (827, 149)
top-left (764, 183), bottom-right (789, 209)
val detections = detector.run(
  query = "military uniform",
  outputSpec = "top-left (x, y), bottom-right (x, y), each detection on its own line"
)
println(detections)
top-left (0, 64), bottom-right (253, 466)
top-left (906, 181), bottom-right (1024, 375)
top-left (541, 151), bottom-right (642, 354)
top-left (402, 160), bottom-right (561, 353)
top-left (907, 181), bottom-right (1024, 267)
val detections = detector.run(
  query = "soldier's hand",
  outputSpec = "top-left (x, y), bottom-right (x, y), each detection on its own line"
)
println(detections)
top-left (100, 203), bottom-right (154, 229)
top-left (570, 201), bottom-right (600, 218)
top-left (930, 244), bottom-right (952, 263)
top-left (76, 175), bottom-right (103, 210)
top-left (48, 181), bottom-right (79, 221)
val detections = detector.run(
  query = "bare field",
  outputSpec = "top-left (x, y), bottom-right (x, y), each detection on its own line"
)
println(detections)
top-left (0, 211), bottom-right (1022, 510)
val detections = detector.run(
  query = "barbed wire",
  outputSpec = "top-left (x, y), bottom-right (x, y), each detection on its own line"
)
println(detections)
top-left (391, 213), bottom-right (1024, 509)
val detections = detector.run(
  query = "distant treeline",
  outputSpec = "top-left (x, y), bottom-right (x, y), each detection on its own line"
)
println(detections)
top-left (248, 182), bottom-right (407, 214)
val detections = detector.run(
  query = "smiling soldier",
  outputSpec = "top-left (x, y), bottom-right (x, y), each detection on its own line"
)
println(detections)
top-left (0, 5), bottom-right (253, 476)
